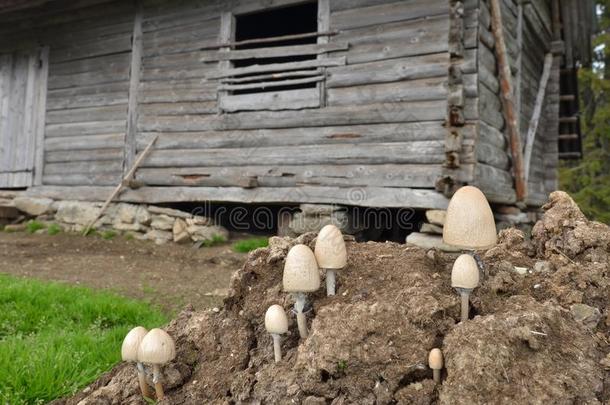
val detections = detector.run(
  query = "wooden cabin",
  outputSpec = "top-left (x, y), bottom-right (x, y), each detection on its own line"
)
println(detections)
top-left (0, 0), bottom-right (595, 211)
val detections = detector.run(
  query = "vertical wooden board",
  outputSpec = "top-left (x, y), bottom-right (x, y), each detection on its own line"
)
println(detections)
top-left (216, 12), bottom-right (233, 112)
top-left (34, 46), bottom-right (49, 186)
top-left (317, 0), bottom-right (330, 107)
top-left (0, 53), bottom-right (11, 173)
top-left (124, 3), bottom-right (143, 172)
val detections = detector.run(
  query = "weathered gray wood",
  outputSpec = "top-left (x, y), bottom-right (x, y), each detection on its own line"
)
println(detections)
top-left (141, 64), bottom-right (214, 81)
top-left (46, 92), bottom-right (128, 110)
top-left (44, 133), bottom-right (125, 151)
top-left (138, 88), bottom-right (216, 103)
top-left (139, 101), bottom-right (217, 116)
top-left (124, 3), bottom-right (143, 172)
top-left (477, 141), bottom-right (510, 170)
top-left (0, 54), bottom-right (12, 174)
top-left (43, 172), bottom-right (122, 186)
top-left (206, 57), bottom-right (345, 80)
top-left (138, 100), bottom-right (447, 132)
top-left (326, 53), bottom-right (448, 88)
top-left (49, 35), bottom-right (132, 63)
top-left (327, 77), bottom-right (447, 106)
top-left (45, 120), bottom-right (127, 137)
top-left (473, 163), bottom-right (517, 204)
top-left (479, 120), bottom-right (506, 149)
top-left (45, 149), bottom-right (124, 163)
top-left (27, 185), bottom-right (451, 209)
top-left (218, 76), bottom-right (324, 91)
top-left (219, 88), bottom-right (320, 112)
top-left (220, 69), bottom-right (321, 84)
top-left (48, 67), bottom-right (130, 90)
top-left (202, 42), bottom-right (349, 63)
top-left (46, 104), bottom-right (127, 124)
top-left (47, 82), bottom-right (128, 99)
top-left (217, 11), bottom-right (233, 113)
top-left (49, 52), bottom-right (130, 76)
top-left (33, 47), bottom-right (49, 186)
top-left (44, 161), bottom-right (124, 175)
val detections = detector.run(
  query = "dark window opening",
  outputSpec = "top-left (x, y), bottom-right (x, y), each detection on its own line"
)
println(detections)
top-left (231, 2), bottom-right (319, 95)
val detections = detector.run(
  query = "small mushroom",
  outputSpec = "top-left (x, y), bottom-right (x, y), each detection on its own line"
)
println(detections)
top-left (121, 326), bottom-right (152, 398)
top-left (443, 185), bottom-right (497, 250)
top-left (428, 348), bottom-right (444, 384)
top-left (314, 224), bottom-right (347, 296)
top-left (265, 304), bottom-right (288, 362)
top-left (451, 254), bottom-right (480, 322)
top-left (283, 244), bottom-right (320, 339)
top-left (137, 328), bottom-right (176, 400)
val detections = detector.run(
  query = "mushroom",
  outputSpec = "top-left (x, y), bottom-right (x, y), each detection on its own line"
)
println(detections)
top-left (265, 304), bottom-right (288, 362)
top-left (314, 224), bottom-right (347, 296)
top-left (451, 254), bottom-right (480, 322)
top-left (428, 348), bottom-right (444, 384)
top-left (283, 244), bottom-right (320, 339)
top-left (443, 185), bottom-right (497, 250)
top-left (137, 328), bottom-right (176, 400)
top-left (121, 326), bottom-right (152, 398)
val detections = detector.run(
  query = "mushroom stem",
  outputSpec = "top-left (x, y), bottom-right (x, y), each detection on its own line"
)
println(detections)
top-left (433, 369), bottom-right (441, 384)
top-left (326, 269), bottom-right (336, 296)
top-left (152, 364), bottom-right (164, 400)
top-left (459, 289), bottom-right (471, 322)
top-left (271, 333), bottom-right (282, 362)
top-left (294, 292), bottom-right (308, 338)
top-left (136, 362), bottom-right (152, 398)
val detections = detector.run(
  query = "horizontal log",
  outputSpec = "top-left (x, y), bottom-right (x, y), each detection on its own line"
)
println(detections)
top-left (142, 141), bottom-right (446, 167)
top-left (201, 43), bottom-right (348, 62)
top-left (48, 67), bottom-right (130, 90)
top-left (49, 35), bottom-right (132, 63)
top-left (217, 76), bottom-right (324, 91)
top-left (476, 141), bottom-right (510, 170)
top-left (220, 69), bottom-right (321, 84)
top-left (44, 161), bottom-right (124, 175)
top-left (49, 53), bottom-right (131, 76)
top-left (42, 172), bottom-right (122, 186)
top-left (138, 100), bottom-right (447, 131)
top-left (139, 101), bottom-right (217, 116)
top-left (46, 104), bottom-right (127, 124)
top-left (26, 185), bottom-right (451, 209)
top-left (219, 88), bottom-right (320, 112)
top-left (138, 88), bottom-right (217, 103)
top-left (47, 82), bottom-right (129, 99)
top-left (45, 148), bottom-right (124, 163)
top-left (46, 91), bottom-right (128, 111)
top-left (44, 133), bottom-right (125, 152)
top-left (45, 120), bottom-right (127, 137)
top-left (478, 120), bottom-right (506, 149)
top-left (206, 57), bottom-right (345, 79)
top-left (473, 163), bottom-right (517, 204)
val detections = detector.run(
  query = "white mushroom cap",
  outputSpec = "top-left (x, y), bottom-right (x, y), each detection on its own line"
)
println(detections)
top-left (428, 348), bottom-right (444, 370)
top-left (283, 244), bottom-right (320, 293)
top-left (121, 326), bottom-right (148, 362)
top-left (265, 304), bottom-right (288, 334)
top-left (443, 186), bottom-right (497, 249)
top-left (451, 254), bottom-right (480, 289)
top-left (314, 224), bottom-right (347, 269)
top-left (137, 328), bottom-right (176, 365)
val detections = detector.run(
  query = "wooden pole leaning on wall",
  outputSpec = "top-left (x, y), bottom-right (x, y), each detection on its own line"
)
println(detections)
top-left (82, 135), bottom-right (158, 236)
top-left (489, 0), bottom-right (527, 201)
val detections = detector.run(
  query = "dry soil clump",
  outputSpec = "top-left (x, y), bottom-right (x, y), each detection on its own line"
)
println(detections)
top-left (58, 192), bottom-right (609, 404)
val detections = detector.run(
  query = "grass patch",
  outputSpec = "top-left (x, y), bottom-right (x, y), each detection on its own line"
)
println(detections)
top-left (25, 220), bottom-right (45, 234)
top-left (232, 237), bottom-right (269, 253)
top-left (47, 223), bottom-right (61, 236)
top-left (100, 230), bottom-right (117, 240)
top-left (199, 234), bottom-right (227, 248)
top-left (0, 274), bottom-right (168, 404)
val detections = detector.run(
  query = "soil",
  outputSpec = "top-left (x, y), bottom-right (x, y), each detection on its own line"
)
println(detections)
top-left (0, 232), bottom-right (246, 314)
top-left (53, 192), bottom-right (610, 404)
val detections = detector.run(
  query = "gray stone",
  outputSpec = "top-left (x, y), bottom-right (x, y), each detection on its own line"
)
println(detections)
top-left (425, 210), bottom-right (446, 226)
top-left (114, 222), bottom-right (147, 232)
top-left (135, 206), bottom-right (152, 225)
top-left (173, 218), bottom-right (190, 243)
top-left (117, 203), bottom-right (138, 224)
top-left (494, 212), bottom-right (530, 224)
top-left (187, 225), bottom-right (229, 242)
top-left (405, 232), bottom-right (461, 252)
top-left (148, 206), bottom-right (191, 219)
top-left (145, 229), bottom-right (173, 244)
top-left (570, 304), bottom-right (602, 329)
top-left (55, 201), bottom-right (100, 226)
top-left (533, 260), bottom-right (553, 273)
top-left (151, 214), bottom-right (175, 231)
top-left (13, 197), bottom-right (54, 216)
top-left (289, 211), bottom-right (351, 234)
top-left (299, 203), bottom-right (345, 216)
top-left (185, 215), bottom-right (211, 226)
top-left (513, 266), bottom-right (528, 275)
top-left (420, 223), bottom-right (443, 234)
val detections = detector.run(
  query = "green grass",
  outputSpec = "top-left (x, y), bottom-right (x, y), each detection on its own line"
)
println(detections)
top-left (199, 234), bottom-right (227, 248)
top-left (47, 223), bottom-right (61, 236)
top-left (100, 230), bottom-right (117, 240)
top-left (232, 237), bottom-right (269, 253)
top-left (25, 220), bottom-right (45, 234)
top-left (0, 274), bottom-right (168, 404)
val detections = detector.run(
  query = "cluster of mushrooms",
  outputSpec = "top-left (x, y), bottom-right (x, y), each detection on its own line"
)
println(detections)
top-left (121, 326), bottom-right (176, 400)
top-left (265, 186), bottom-right (497, 387)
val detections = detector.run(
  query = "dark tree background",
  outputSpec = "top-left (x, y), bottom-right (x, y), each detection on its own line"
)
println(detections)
top-left (559, 0), bottom-right (610, 223)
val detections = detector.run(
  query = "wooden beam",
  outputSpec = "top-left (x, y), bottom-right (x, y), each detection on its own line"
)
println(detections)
top-left (490, 0), bottom-right (527, 201)
top-left (124, 2), bottom-right (143, 172)
top-left (515, 1), bottom-right (524, 128)
top-left (33, 46), bottom-right (49, 186)
top-left (523, 52), bottom-right (553, 182)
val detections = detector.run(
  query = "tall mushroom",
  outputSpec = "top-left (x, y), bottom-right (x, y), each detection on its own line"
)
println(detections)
top-left (443, 185), bottom-right (497, 250)
top-left (283, 244), bottom-right (320, 339)
top-left (428, 348), bottom-right (444, 384)
top-left (121, 326), bottom-right (152, 398)
top-left (137, 328), bottom-right (176, 400)
top-left (265, 304), bottom-right (288, 362)
top-left (314, 224), bottom-right (347, 296)
top-left (451, 254), bottom-right (480, 322)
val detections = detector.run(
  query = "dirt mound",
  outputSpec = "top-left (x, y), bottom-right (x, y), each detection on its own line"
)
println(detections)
top-left (57, 193), bottom-right (609, 404)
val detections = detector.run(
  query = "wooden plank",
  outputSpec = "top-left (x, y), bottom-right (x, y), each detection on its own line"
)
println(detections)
top-left (0, 54), bottom-right (11, 174)
top-left (34, 47), bottom-right (50, 186)
top-left (220, 69), bottom-right (322, 84)
top-left (26, 185), bottom-right (451, 209)
top-left (142, 141), bottom-right (446, 167)
top-left (136, 163), bottom-right (467, 188)
top-left (45, 149), bottom-right (124, 163)
top-left (124, 3), bottom-right (143, 172)
top-left (49, 35), bottom-right (132, 63)
top-left (44, 161), bottom-right (123, 175)
top-left (48, 67), bottom-right (130, 90)
top-left (219, 88), bottom-right (320, 112)
top-left (326, 53), bottom-right (448, 88)
top-left (139, 101), bottom-right (217, 116)
top-left (47, 82), bottom-right (128, 99)
top-left (138, 100), bottom-right (447, 131)
top-left (479, 120), bottom-right (506, 149)
top-left (477, 141), bottom-right (509, 170)
top-left (327, 77), bottom-right (447, 106)
top-left (217, 76), bottom-right (324, 91)
top-left (206, 57), bottom-right (345, 79)
top-left (201, 42), bottom-right (348, 62)
top-left (49, 53), bottom-right (130, 76)
top-left (138, 88), bottom-right (216, 103)
top-left (42, 172), bottom-right (122, 186)
top-left (217, 11), bottom-right (233, 113)
top-left (45, 120), bottom-right (127, 137)
top-left (45, 104), bottom-right (127, 124)
top-left (46, 92), bottom-right (128, 110)
top-left (44, 133), bottom-right (125, 151)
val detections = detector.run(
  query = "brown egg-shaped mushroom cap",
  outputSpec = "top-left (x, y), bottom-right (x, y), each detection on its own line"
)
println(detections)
top-left (137, 328), bottom-right (176, 365)
top-left (451, 254), bottom-right (479, 289)
top-left (443, 185), bottom-right (497, 249)
top-left (265, 304), bottom-right (288, 334)
top-left (121, 326), bottom-right (148, 362)
top-left (314, 224), bottom-right (347, 269)
top-left (428, 348), bottom-right (444, 369)
top-left (283, 244), bottom-right (320, 293)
